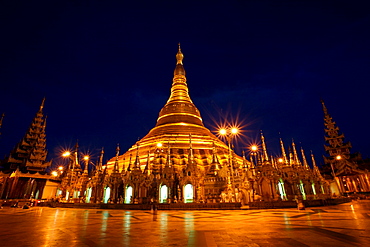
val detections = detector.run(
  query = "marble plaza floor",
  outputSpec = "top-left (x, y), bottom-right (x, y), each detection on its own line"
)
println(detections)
top-left (0, 201), bottom-right (370, 247)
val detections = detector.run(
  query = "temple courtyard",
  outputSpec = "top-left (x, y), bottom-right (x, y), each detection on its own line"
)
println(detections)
top-left (0, 200), bottom-right (369, 247)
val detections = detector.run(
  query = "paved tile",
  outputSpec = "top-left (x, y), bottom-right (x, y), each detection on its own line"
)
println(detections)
top-left (0, 201), bottom-right (370, 246)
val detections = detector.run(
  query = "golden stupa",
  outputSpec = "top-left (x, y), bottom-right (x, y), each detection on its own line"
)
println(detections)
top-left (107, 45), bottom-right (242, 171)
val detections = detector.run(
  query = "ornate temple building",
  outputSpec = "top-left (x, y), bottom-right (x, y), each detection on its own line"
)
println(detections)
top-left (57, 46), bottom-right (331, 205)
top-left (0, 99), bottom-right (57, 200)
top-left (321, 100), bottom-right (370, 194)
top-left (3, 47), bottom-right (369, 205)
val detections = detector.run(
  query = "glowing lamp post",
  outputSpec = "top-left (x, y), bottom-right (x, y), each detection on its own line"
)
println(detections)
top-left (83, 155), bottom-right (89, 174)
top-left (51, 165), bottom-right (64, 178)
top-left (330, 155), bottom-right (342, 178)
top-left (62, 151), bottom-right (74, 174)
top-left (250, 145), bottom-right (258, 152)
top-left (62, 150), bottom-right (75, 200)
top-left (248, 144), bottom-right (259, 168)
top-left (219, 127), bottom-right (239, 202)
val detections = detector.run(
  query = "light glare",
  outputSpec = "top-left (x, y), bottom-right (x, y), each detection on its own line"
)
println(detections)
top-left (62, 151), bottom-right (71, 157)
top-left (219, 128), bottom-right (227, 135)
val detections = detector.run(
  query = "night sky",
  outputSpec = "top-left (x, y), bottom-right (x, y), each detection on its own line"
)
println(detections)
top-left (1, 1), bottom-right (369, 167)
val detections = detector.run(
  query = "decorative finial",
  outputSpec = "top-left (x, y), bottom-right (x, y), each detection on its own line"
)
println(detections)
top-left (310, 150), bottom-right (317, 168)
top-left (260, 130), bottom-right (269, 161)
top-left (116, 143), bottom-right (120, 157)
top-left (98, 147), bottom-right (104, 171)
top-left (176, 43), bottom-right (184, 65)
top-left (321, 99), bottom-right (328, 115)
top-left (40, 97), bottom-right (46, 111)
top-left (280, 137), bottom-right (288, 165)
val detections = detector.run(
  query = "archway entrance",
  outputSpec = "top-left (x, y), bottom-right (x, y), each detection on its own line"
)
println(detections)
top-left (299, 181), bottom-right (306, 200)
top-left (103, 187), bottom-right (111, 203)
top-left (73, 190), bottom-right (80, 199)
top-left (184, 184), bottom-right (193, 203)
top-left (311, 183), bottom-right (317, 195)
top-left (125, 186), bottom-right (133, 204)
top-left (278, 180), bottom-right (286, 200)
top-left (86, 187), bottom-right (92, 203)
top-left (160, 185), bottom-right (168, 203)
top-left (35, 190), bottom-right (40, 200)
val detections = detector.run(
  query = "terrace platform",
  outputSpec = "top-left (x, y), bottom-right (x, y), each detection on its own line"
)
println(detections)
top-left (0, 200), bottom-right (369, 246)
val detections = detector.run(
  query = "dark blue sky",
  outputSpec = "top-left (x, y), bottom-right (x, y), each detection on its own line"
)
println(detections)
top-left (1, 0), bottom-right (369, 165)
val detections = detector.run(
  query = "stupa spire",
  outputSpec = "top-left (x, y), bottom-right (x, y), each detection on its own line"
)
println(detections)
top-left (134, 143), bottom-right (141, 170)
top-left (242, 150), bottom-right (248, 169)
top-left (127, 154), bottom-right (132, 171)
top-left (289, 147), bottom-right (294, 167)
top-left (271, 155), bottom-right (276, 168)
top-left (121, 156), bottom-right (126, 173)
top-left (144, 151), bottom-right (150, 175)
top-left (113, 144), bottom-right (120, 172)
top-left (176, 43), bottom-right (184, 65)
top-left (211, 142), bottom-right (220, 165)
top-left (208, 142), bottom-right (220, 175)
top-left (321, 99), bottom-right (328, 115)
top-left (97, 147), bottom-right (104, 171)
top-left (292, 139), bottom-right (301, 167)
top-left (155, 45), bottom-right (203, 128)
top-left (311, 151), bottom-right (323, 178)
top-left (280, 138), bottom-right (288, 165)
top-left (260, 130), bottom-right (269, 161)
top-left (73, 141), bottom-right (82, 172)
top-left (301, 146), bottom-right (310, 170)
top-left (40, 97), bottom-right (45, 111)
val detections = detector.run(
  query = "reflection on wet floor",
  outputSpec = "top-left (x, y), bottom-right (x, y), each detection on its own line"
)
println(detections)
top-left (0, 201), bottom-right (369, 246)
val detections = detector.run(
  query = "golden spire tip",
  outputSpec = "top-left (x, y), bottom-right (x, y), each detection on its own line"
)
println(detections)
top-left (176, 43), bottom-right (184, 65)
